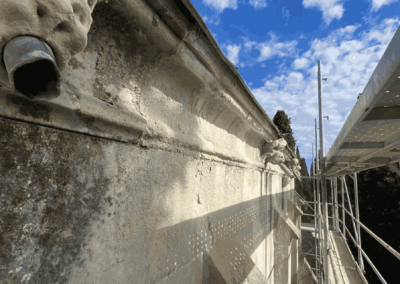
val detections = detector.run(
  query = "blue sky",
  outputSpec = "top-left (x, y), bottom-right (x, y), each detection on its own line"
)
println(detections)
top-left (190, 0), bottom-right (400, 172)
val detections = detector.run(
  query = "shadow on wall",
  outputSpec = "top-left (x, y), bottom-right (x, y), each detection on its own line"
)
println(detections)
top-left (0, 115), bottom-right (287, 283)
top-left (0, 3), bottom-right (294, 284)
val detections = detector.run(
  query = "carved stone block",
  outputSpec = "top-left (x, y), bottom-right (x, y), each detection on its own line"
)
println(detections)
top-left (261, 138), bottom-right (287, 165)
top-left (261, 149), bottom-right (285, 165)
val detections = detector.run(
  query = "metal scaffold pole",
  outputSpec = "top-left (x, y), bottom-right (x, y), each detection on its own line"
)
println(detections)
top-left (318, 60), bottom-right (329, 284)
top-left (330, 179), bottom-right (335, 231)
top-left (315, 119), bottom-right (323, 283)
top-left (341, 176), bottom-right (345, 238)
top-left (354, 172), bottom-right (364, 272)
top-left (312, 143), bottom-right (319, 280)
top-left (334, 177), bottom-right (339, 231)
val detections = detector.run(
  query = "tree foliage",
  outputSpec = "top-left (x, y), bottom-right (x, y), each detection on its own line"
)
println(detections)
top-left (294, 147), bottom-right (314, 222)
top-left (338, 165), bottom-right (400, 283)
top-left (272, 110), bottom-right (296, 152)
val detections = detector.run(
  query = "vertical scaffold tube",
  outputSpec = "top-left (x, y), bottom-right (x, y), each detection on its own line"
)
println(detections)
top-left (330, 179), bottom-right (334, 231)
top-left (341, 176), bottom-right (345, 238)
top-left (312, 144), bottom-right (319, 280)
top-left (334, 177), bottom-right (339, 231)
top-left (315, 119), bottom-right (323, 284)
top-left (354, 172), bottom-right (364, 272)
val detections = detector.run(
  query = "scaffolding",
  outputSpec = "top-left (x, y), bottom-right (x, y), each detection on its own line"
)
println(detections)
top-left (299, 58), bottom-right (400, 283)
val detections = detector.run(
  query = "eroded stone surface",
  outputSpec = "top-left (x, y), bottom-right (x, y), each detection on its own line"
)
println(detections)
top-left (0, 0), bottom-right (98, 88)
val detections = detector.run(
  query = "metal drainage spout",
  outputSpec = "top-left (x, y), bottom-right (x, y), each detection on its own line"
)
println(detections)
top-left (3, 36), bottom-right (61, 99)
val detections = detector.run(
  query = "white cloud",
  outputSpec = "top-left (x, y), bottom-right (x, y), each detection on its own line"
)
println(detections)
top-left (282, 6), bottom-right (290, 19)
top-left (286, 72), bottom-right (305, 90)
top-left (302, 0), bottom-right (344, 25)
top-left (256, 33), bottom-right (298, 62)
top-left (203, 0), bottom-right (238, 13)
top-left (293, 58), bottom-right (310, 69)
top-left (250, 0), bottom-right (267, 9)
top-left (371, 0), bottom-right (398, 12)
top-left (243, 38), bottom-right (257, 51)
top-left (250, 17), bottom-right (400, 160)
top-left (225, 44), bottom-right (241, 65)
top-left (202, 13), bottom-right (221, 25)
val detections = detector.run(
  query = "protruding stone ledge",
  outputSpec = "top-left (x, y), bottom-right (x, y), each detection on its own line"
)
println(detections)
top-left (0, 91), bottom-right (147, 143)
top-left (293, 194), bottom-right (306, 210)
top-left (287, 199), bottom-right (304, 229)
top-left (274, 208), bottom-right (301, 244)
top-left (260, 138), bottom-right (287, 164)
top-left (274, 208), bottom-right (301, 284)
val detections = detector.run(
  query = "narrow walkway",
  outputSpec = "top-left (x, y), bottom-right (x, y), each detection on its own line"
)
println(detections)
top-left (301, 223), bottom-right (367, 284)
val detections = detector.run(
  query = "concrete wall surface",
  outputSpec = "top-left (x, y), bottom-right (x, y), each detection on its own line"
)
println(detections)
top-left (0, 0), bottom-right (313, 283)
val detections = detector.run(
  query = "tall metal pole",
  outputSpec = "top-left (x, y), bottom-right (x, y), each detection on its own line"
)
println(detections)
top-left (318, 60), bottom-right (329, 284)
top-left (315, 119), bottom-right (323, 283)
top-left (312, 144), bottom-right (319, 280)
top-left (342, 175), bottom-right (345, 238)
top-left (334, 177), bottom-right (339, 231)
top-left (354, 172), bottom-right (364, 272)
top-left (330, 179), bottom-right (334, 231)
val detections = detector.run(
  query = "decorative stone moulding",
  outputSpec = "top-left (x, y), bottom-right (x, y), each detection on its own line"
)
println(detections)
top-left (273, 208), bottom-right (300, 243)
top-left (284, 157), bottom-right (302, 178)
top-left (0, 0), bottom-right (98, 98)
top-left (294, 194), bottom-right (305, 207)
top-left (273, 208), bottom-right (301, 284)
top-left (260, 138), bottom-right (287, 164)
top-left (282, 175), bottom-right (291, 187)
top-left (287, 199), bottom-right (304, 228)
top-left (285, 157), bottom-right (299, 169)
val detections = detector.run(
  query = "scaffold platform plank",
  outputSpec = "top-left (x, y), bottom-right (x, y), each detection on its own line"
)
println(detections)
top-left (301, 223), bottom-right (367, 284)
top-left (326, 25), bottom-right (400, 176)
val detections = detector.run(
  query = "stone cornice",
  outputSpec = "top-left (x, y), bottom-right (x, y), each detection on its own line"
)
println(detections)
top-left (107, 0), bottom-right (295, 160)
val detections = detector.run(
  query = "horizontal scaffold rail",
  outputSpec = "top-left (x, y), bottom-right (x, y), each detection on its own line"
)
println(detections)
top-left (339, 204), bottom-right (400, 261)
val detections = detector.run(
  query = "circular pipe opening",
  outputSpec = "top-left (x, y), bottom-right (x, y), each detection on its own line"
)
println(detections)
top-left (13, 60), bottom-right (59, 98)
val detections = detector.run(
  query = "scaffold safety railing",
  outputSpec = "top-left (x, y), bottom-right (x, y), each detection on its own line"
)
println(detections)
top-left (298, 55), bottom-right (400, 284)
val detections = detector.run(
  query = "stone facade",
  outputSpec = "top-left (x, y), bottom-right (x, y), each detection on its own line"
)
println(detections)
top-left (0, 0), bottom-right (311, 283)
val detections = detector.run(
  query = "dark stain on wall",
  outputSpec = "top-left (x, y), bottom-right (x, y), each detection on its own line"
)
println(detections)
top-left (0, 117), bottom-right (110, 283)
top-left (6, 94), bottom-right (51, 122)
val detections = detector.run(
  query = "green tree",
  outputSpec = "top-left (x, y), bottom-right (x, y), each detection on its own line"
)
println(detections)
top-left (340, 165), bottom-right (400, 283)
top-left (295, 147), bottom-right (313, 222)
top-left (272, 110), bottom-right (296, 152)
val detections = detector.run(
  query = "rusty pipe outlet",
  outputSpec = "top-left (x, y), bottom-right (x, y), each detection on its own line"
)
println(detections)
top-left (3, 36), bottom-right (61, 99)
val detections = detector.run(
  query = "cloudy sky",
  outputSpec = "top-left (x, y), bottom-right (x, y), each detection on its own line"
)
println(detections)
top-left (191, 0), bottom-right (400, 171)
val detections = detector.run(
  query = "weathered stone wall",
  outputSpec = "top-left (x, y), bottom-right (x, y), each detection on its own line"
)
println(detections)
top-left (0, 117), bottom-right (289, 283)
top-left (0, 1), bottom-right (308, 284)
